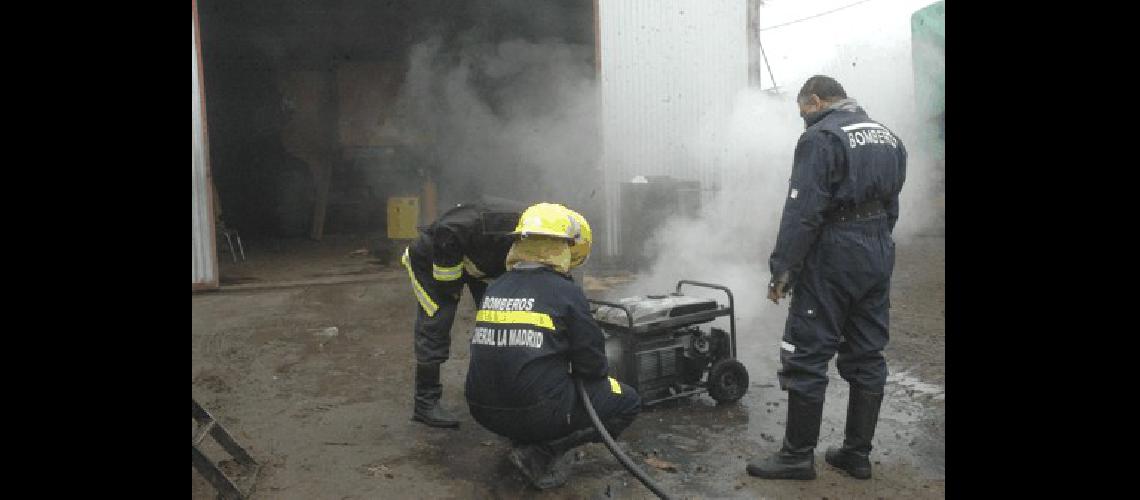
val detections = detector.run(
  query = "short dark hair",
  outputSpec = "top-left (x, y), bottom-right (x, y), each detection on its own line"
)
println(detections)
top-left (797, 75), bottom-right (847, 103)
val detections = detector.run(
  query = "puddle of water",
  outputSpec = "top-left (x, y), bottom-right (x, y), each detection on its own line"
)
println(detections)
top-left (887, 369), bottom-right (945, 397)
top-left (310, 326), bottom-right (340, 338)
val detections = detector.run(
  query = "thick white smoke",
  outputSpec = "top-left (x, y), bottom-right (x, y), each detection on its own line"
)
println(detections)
top-left (388, 36), bottom-right (601, 210)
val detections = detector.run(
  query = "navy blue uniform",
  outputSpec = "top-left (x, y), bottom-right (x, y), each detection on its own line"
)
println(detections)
top-left (465, 267), bottom-right (641, 444)
top-left (402, 198), bottom-right (525, 364)
top-left (769, 105), bottom-right (907, 401)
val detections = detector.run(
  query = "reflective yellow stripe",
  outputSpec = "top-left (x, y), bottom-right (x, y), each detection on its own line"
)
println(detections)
top-left (608, 376), bottom-right (622, 395)
top-left (402, 248), bottom-right (439, 316)
top-left (432, 262), bottom-right (463, 281)
top-left (475, 310), bottom-right (555, 330)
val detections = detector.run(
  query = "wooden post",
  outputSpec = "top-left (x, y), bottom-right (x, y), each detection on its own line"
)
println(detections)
top-left (422, 174), bottom-right (437, 224)
top-left (747, 0), bottom-right (762, 88)
top-left (593, 0), bottom-right (601, 76)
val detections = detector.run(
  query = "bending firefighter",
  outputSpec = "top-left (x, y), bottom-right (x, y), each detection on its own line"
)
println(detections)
top-left (747, 75), bottom-right (907, 481)
top-left (402, 196), bottom-right (527, 428)
top-left (465, 203), bottom-right (641, 490)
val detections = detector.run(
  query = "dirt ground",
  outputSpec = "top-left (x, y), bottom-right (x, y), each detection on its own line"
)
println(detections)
top-left (193, 234), bottom-right (944, 499)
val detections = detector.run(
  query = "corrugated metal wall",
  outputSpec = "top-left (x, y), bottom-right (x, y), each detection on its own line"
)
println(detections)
top-left (192, 3), bottom-right (219, 290)
top-left (597, 0), bottom-right (748, 256)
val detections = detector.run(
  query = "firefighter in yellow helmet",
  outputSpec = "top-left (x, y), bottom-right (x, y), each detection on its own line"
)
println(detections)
top-left (565, 208), bottom-right (592, 269)
top-left (465, 203), bottom-right (640, 490)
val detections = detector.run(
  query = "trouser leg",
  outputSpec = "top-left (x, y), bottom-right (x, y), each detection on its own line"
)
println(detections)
top-left (829, 277), bottom-right (891, 478)
top-left (408, 268), bottom-right (461, 427)
top-left (565, 376), bottom-right (641, 440)
top-left (750, 251), bottom-right (847, 480)
top-left (506, 378), bottom-right (640, 491)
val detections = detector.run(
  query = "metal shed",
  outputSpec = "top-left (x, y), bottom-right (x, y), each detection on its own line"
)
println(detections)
top-left (596, 0), bottom-right (749, 256)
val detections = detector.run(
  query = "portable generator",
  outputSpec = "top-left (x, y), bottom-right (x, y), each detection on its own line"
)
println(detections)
top-left (590, 280), bottom-right (749, 407)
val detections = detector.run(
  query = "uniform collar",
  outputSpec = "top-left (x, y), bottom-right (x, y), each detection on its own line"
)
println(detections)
top-left (802, 108), bottom-right (835, 128)
top-left (511, 262), bottom-right (574, 280)
top-left (829, 98), bottom-right (861, 112)
top-left (803, 99), bottom-right (865, 128)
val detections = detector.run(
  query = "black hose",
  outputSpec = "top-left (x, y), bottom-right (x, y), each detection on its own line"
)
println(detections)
top-left (575, 378), bottom-right (674, 500)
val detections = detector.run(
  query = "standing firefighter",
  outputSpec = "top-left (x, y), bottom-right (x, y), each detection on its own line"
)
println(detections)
top-left (402, 196), bottom-right (527, 428)
top-left (465, 203), bottom-right (641, 490)
top-left (747, 75), bottom-right (907, 480)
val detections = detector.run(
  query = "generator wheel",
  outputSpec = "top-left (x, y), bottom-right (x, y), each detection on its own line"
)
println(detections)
top-left (708, 359), bottom-right (749, 404)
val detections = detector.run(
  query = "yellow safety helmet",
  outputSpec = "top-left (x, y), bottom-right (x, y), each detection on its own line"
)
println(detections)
top-left (512, 203), bottom-right (579, 241)
top-left (565, 208), bottom-right (592, 268)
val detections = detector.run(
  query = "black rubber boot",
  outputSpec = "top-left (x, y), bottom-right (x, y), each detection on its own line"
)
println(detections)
top-left (746, 392), bottom-right (825, 480)
top-left (825, 385), bottom-right (884, 479)
top-left (411, 363), bottom-right (459, 428)
top-left (509, 428), bottom-right (598, 490)
top-left (509, 443), bottom-right (569, 490)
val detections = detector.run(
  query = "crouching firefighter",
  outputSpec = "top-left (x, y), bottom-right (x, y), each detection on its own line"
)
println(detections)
top-left (402, 196), bottom-right (527, 428)
top-left (746, 75), bottom-right (907, 481)
top-left (465, 203), bottom-right (641, 490)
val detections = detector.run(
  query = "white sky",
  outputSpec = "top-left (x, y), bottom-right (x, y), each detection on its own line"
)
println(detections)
top-left (754, 0), bottom-right (940, 85)
top-left (753, 0), bottom-right (942, 135)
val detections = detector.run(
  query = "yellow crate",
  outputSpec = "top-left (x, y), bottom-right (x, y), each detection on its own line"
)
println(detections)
top-left (387, 196), bottom-right (420, 239)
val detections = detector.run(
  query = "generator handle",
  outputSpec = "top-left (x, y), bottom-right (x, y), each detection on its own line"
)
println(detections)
top-left (587, 299), bottom-right (636, 330)
top-left (675, 280), bottom-right (737, 359)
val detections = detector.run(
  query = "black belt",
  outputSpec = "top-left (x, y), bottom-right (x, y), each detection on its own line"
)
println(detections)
top-left (825, 200), bottom-right (886, 223)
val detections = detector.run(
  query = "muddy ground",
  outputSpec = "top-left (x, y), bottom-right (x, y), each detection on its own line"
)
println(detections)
top-left (193, 234), bottom-right (944, 499)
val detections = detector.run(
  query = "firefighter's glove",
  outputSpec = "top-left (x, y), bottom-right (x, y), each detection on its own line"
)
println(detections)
top-left (768, 271), bottom-right (792, 304)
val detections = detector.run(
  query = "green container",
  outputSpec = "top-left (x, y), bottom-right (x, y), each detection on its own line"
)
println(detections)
top-left (912, 1), bottom-right (945, 152)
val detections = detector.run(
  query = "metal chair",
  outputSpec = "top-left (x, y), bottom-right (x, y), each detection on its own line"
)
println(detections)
top-left (216, 220), bottom-right (245, 263)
